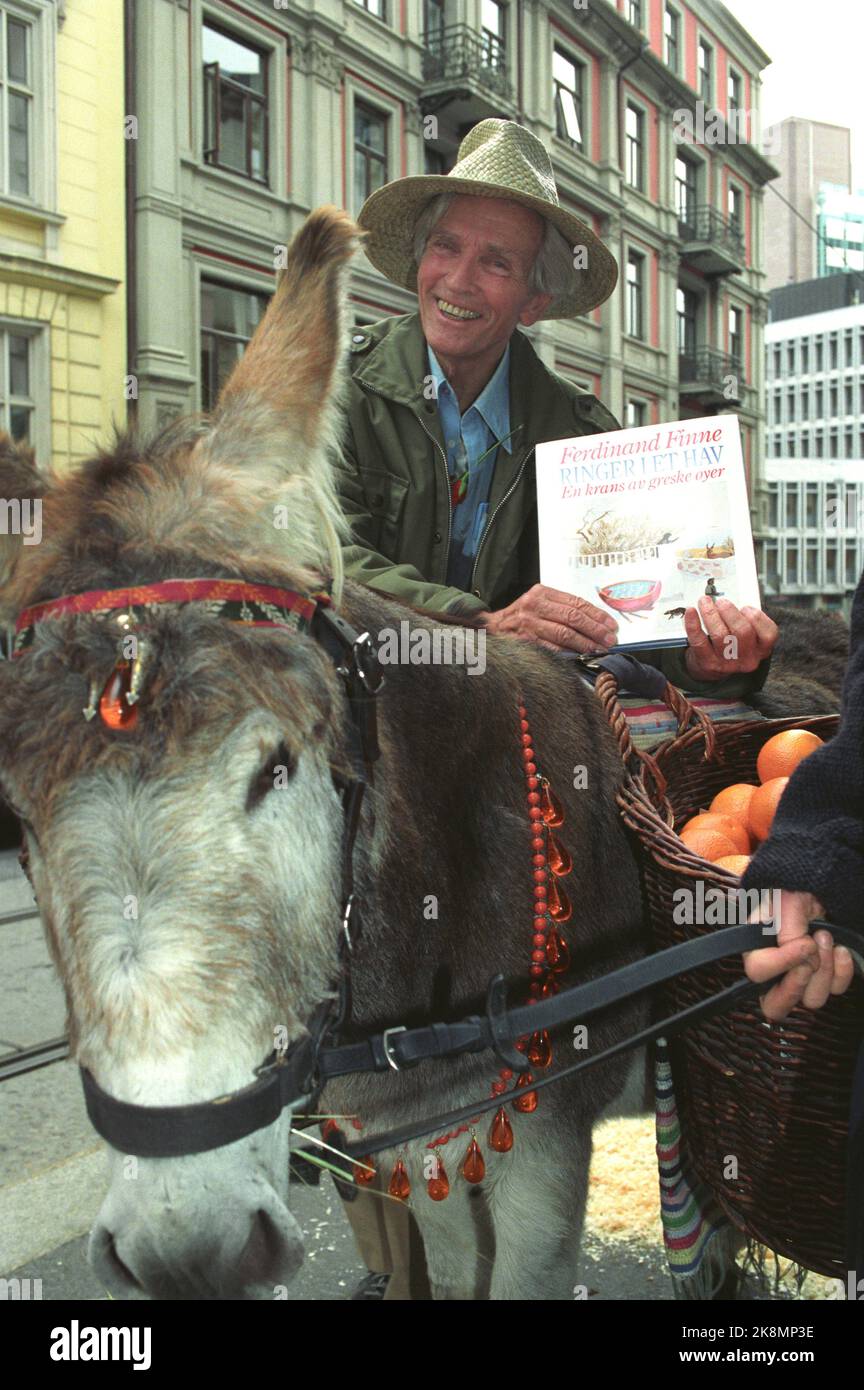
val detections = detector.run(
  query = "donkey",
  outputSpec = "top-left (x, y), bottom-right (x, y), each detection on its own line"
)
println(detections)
top-left (0, 209), bottom-right (693, 1300)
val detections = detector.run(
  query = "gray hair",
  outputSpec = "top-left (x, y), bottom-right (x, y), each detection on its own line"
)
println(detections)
top-left (412, 192), bottom-right (573, 301)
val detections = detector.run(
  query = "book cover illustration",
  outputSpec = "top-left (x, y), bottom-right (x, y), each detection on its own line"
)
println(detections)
top-left (535, 415), bottom-right (761, 651)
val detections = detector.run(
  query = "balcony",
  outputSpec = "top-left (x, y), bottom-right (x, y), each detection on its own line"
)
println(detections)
top-left (678, 348), bottom-right (743, 405)
top-left (420, 23), bottom-right (515, 118)
top-left (678, 204), bottom-right (744, 277)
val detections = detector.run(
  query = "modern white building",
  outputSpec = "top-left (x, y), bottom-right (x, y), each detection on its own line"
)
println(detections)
top-left (761, 272), bottom-right (864, 613)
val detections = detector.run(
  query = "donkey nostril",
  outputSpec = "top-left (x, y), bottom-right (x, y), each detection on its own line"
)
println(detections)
top-left (236, 1208), bottom-right (289, 1286)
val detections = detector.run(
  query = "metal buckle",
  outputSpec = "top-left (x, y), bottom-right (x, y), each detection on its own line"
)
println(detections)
top-left (351, 632), bottom-right (384, 694)
top-left (382, 1025), bottom-right (407, 1072)
top-left (341, 893), bottom-right (356, 954)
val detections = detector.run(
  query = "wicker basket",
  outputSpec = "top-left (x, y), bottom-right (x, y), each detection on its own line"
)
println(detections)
top-left (595, 670), bottom-right (863, 1279)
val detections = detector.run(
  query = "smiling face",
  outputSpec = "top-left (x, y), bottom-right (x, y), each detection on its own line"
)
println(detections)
top-left (416, 194), bottom-right (553, 389)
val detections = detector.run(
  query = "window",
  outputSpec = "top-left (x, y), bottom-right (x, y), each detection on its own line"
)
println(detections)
top-left (845, 328), bottom-right (854, 365)
top-left (0, 327), bottom-right (34, 439)
top-left (729, 305), bottom-right (743, 370)
top-left (815, 383), bottom-right (823, 415)
top-left (675, 155), bottom-right (697, 226)
top-left (424, 0), bottom-right (445, 43)
top-left (786, 387), bottom-right (794, 423)
top-left (677, 287), bottom-right (698, 357)
top-left (826, 540), bottom-right (838, 585)
top-left (829, 334), bottom-right (838, 369)
top-left (829, 425), bottom-right (839, 455)
top-left (354, 103), bottom-right (388, 210)
top-left (764, 539), bottom-right (779, 589)
top-left (481, 0), bottom-right (506, 68)
top-left (805, 540), bottom-right (819, 585)
top-left (806, 483), bottom-right (819, 527)
top-left (772, 345), bottom-right (781, 376)
top-left (801, 385), bottom-right (809, 416)
top-left (553, 48), bottom-right (583, 149)
top-left (786, 486), bottom-right (799, 528)
top-left (626, 399), bottom-right (647, 427)
top-left (728, 67), bottom-right (742, 113)
top-left (200, 280), bottom-right (268, 412)
top-left (801, 341), bottom-right (809, 373)
top-left (664, 6), bottom-right (679, 72)
top-left (787, 431), bottom-right (795, 456)
top-left (801, 431), bottom-right (810, 458)
top-left (625, 104), bottom-right (643, 191)
top-left (626, 251), bottom-right (644, 339)
top-left (354, 0), bottom-right (386, 16)
top-left (830, 382), bottom-right (838, 416)
top-left (815, 426), bottom-right (824, 457)
top-left (786, 342), bottom-right (795, 372)
top-left (728, 183), bottom-right (742, 233)
top-left (697, 38), bottom-right (712, 104)
top-left (846, 426), bottom-right (854, 457)
top-left (815, 341), bottom-right (823, 372)
top-left (766, 483), bottom-right (779, 528)
top-left (847, 543), bottom-right (860, 584)
top-left (0, 7), bottom-right (33, 196)
top-left (785, 541), bottom-right (799, 585)
top-left (846, 382), bottom-right (854, 413)
top-left (627, 0), bottom-right (642, 27)
top-left (202, 23), bottom-right (268, 182)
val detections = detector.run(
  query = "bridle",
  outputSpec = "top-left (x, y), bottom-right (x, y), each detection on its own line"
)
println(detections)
top-left (11, 581), bottom-right (864, 1200)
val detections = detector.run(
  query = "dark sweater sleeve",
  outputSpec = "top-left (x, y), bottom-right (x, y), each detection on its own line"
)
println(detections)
top-left (740, 574), bottom-right (864, 929)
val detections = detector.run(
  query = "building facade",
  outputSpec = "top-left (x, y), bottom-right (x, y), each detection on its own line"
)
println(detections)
top-left (763, 117), bottom-right (852, 291)
top-left (762, 272), bottom-right (864, 614)
top-left (130, 0), bottom-right (775, 519)
top-left (0, 0), bottom-right (125, 471)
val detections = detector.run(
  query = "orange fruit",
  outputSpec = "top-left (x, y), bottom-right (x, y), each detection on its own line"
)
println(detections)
top-left (679, 812), bottom-right (751, 856)
top-left (756, 729), bottom-right (823, 784)
top-left (709, 782), bottom-right (758, 827)
top-left (749, 776), bottom-right (789, 841)
top-left (714, 854), bottom-right (751, 876)
top-left (679, 824), bottom-right (739, 863)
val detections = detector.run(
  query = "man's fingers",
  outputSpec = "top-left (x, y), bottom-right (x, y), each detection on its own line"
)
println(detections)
top-left (741, 606), bottom-right (778, 657)
top-left (830, 946), bottom-right (856, 995)
top-left (801, 930), bottom-right (839, 1010)
top-left (531, 617), bottom-right (607, 654)
top-left (758, 964), bottom-right (816, 1023)
top-left (697, 595), bottom-right (731, 641)
top-left (743, 936), bottom-right (818, 985)
top-left (530, 583), bottom-right (619, 633)
top-left (535, 596), bottom-right (617, 648)
top-left (683, 606), bottom-right (711, 649)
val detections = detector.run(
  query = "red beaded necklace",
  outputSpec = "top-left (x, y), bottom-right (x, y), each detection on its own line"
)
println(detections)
top-left (327, 697), bottom-right (575, 1201)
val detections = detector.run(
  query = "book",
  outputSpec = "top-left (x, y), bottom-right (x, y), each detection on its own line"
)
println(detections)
top-left (535, 414), bottom-right (762, 651)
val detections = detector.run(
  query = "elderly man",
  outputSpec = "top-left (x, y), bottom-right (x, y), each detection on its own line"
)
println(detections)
top-left (334, 120), bottom-right (848, 1299)
top-left (338, 118), bottom-right (775, 691)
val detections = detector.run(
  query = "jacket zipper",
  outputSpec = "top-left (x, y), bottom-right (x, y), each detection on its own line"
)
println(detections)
top-left (469, 445), bottom-right (533, 594)
top-left (358, 380), bottom-right (452, 584)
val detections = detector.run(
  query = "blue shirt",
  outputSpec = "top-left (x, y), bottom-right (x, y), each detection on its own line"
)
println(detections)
top-left (428, 343), bottom-right (511, 592)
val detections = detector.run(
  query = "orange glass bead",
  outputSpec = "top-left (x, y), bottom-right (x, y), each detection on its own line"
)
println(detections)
top-left (98, 663), bottom-right (138, 730)
top-left (388, 1157), bottom-right (411, 1201)
top-left (427, 1156), bottom-right (450, 1201)
top-left (546, 832), bottom-right (573, 878)
top-left (461, 1136), bottom-right (485, 1183)
top-left (353, 1157), bottom-right (376, 1186)
top-left (546, 929), bottom-right (571, 973)
top-left (540, 781), bottom-right (564, 827)
top-left (527, 1029), bottom-right (552, 1069)
top-left (513, 1073), bottom-right (538, 1113)
top-left (546, 877), bottom-right (572, 923)
top-left (489, 1106), bottom-right (514, 1152)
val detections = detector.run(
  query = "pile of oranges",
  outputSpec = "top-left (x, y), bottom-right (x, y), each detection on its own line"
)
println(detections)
top-left (677, 729), bottom-right (824, 877)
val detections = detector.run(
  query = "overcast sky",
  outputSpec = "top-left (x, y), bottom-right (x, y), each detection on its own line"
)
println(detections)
top-left (723, 0), bottom-right (864, 189)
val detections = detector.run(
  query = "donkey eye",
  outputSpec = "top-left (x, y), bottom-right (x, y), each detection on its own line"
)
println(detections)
top-left (246, 742), bottom-right (297, 812)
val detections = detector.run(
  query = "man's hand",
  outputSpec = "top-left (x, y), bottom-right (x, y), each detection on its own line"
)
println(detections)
top-left (743, 889), bottom-right (855, 1021)
top-left (481, 584), bottom-right (618, 654)
top-left (683, 597), bottom-right (777, 682)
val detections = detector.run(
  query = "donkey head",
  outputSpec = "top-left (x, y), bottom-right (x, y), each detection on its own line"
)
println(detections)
top-left (0, 209), bottom-right (363, 1298)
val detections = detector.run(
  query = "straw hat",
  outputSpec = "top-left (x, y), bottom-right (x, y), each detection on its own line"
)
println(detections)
top-left (357, 118), bottom-right (618, 320)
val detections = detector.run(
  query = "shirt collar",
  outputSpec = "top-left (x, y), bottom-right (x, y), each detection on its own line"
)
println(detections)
top-left (427, 343), bottom-right (511, 443)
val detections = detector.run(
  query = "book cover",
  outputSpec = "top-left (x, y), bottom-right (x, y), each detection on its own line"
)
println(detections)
top-left (535, 415), bottom-right (762, 651)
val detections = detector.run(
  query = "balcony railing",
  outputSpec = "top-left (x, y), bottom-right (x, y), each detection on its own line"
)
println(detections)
top-left (421, 23), bottom-right (513, 103)
top-left (678, 204), bottom-right (744, 276)
top-left (678, 347), bottom-right (743, 403)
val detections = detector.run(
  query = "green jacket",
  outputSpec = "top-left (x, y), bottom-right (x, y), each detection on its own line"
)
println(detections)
top-left (334, 311), bottom-right (768, 698)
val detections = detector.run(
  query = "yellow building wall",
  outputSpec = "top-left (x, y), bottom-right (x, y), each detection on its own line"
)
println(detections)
top-left (0, 0), bottom-right (126, 471)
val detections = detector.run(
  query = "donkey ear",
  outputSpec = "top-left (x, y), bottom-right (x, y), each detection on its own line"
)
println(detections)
top-left (210, 206), bottom-right (364, 457)
top-left (0, 431), bottom-right (46, 599)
